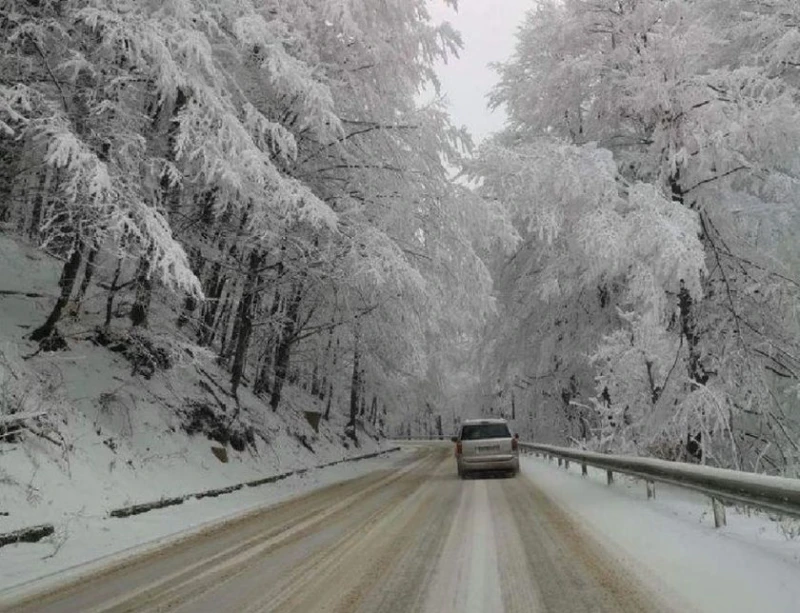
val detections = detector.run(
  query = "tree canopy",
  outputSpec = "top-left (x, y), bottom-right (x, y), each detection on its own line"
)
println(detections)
top-left (475, 0), bottom-right (800, 473)
top-left (0, 0), bottom-right (498, 442)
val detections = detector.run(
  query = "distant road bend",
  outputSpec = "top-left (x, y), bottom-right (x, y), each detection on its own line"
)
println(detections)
top-left (4, 447), bottom-right (674, 613)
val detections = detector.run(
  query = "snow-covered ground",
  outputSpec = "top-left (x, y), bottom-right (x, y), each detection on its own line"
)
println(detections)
top-left (0, 233), bottom-right (395, 593)
top-left (423, 477), bottom-right (504, 613)
top-left (523, 453), bottom-right (800, 613)
top-left (0, 448), bottom-right (410, 598)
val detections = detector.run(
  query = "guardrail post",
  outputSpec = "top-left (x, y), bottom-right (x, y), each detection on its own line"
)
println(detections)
top-left (712, 497), bottom-right (727, 528)
top-left (493, 441), bottom-right (800, 522)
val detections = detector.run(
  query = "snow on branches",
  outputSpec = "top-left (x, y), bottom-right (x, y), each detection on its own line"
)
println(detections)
top-left (0, 0), bottom-right (493, 444)
top-left (475, 139), bottom-right (705, 307)
top-left (478, 0), bottom-right (800, 472)
top-left (2, 0), bottom-right (349, 289)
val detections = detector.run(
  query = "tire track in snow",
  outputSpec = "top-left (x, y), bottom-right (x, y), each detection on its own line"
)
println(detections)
top-left (490, 478), bottom-right (546, 612)
top-left (422, 478), bottom-right (504, 613)
top-left (5, 447), bottom-right (679, 613)
top-left (257, 453), bottom-right (454, 613)
top-left (123, 450), bottom-right (445, 613)
top-left (502, 472), bottom-right (670, 612)
top-left (4, 449), bottom-right (436, 613)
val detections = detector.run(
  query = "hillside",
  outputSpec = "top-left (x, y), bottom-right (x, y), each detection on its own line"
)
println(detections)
top-left (0, 233), bottom-right (389, 547)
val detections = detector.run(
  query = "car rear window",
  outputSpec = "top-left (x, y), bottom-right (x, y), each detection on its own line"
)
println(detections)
top-left (460, 423), bottom-right (511, 440)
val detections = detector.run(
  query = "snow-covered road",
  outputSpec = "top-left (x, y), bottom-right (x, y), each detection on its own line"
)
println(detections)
top-left (2, 446), bottom-right (672, 613)
top-left (522, 452), bottom-right (800, 613)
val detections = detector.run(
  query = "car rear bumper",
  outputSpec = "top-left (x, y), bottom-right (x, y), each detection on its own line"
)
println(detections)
top-left (458, 455), bottom-right (519, 473)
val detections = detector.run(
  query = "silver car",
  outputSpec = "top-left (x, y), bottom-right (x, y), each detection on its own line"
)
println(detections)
top-left (452, 418), bottom-right (520, 478)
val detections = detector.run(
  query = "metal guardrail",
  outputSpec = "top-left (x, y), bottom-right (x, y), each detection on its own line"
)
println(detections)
top-left (393, 436), bottom-right (800, 527)
top-left (525, 443), bottom-right (800, 527)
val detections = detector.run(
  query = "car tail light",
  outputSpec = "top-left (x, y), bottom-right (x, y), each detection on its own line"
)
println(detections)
top-left (455, 441), bottom-right (462, 455)
top-left (511, 438), bottom-right (518, 451)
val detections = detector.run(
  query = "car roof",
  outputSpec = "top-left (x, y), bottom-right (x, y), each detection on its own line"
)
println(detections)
top-left (461, 418), bottom-right (508, 425)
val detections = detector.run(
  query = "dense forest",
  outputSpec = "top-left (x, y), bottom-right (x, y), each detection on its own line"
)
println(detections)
top-left (0, 0), bottom-right (499, 443)
top-left (474, 0), bottom-right (800, 474)
top-left (2, 0), bottom-right (799, 474)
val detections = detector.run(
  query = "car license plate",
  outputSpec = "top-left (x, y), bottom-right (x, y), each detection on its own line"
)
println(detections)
top-left (477, 445), bottom-right (499, 453)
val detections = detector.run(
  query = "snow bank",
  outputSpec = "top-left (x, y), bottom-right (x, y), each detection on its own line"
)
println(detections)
top-left (0, 233), bottom-right (393, 592)
top-left (0, 449), bottom-right (412, 597)
top-left (522, 455), bottom-right (800, 613)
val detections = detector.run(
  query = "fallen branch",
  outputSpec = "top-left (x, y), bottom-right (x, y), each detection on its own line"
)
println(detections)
top-left (196, 366), bottom-right (235, 399)
top-left (0, 411), bottom-right (46, 426)
top-left (198, 380), bottom-right (228, 414)
top-left (0, 524), bottom-right (54, 549)
top-left (21, 423), bottom-right (66, 449)
top-left (0, 290), bottom-right (50, 298)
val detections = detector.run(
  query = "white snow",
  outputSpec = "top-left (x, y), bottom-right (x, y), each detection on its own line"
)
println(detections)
top-left (522, 454), bottom-right (800, 613)
top-left (527, 443), bottom-right (800, 499)
top-left (0, 233), bottom-right (397, 596)
top-left (0, 448), bottom-right (412, 599)
top-left (423, 479), bottom-right (504, 613)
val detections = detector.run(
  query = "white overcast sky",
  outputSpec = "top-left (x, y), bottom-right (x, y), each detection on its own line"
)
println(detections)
top-left (426, 0), bottom-right (533, 143)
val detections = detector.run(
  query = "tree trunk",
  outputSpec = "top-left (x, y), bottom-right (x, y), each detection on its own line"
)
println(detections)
top-left (323, 336), bottom-right (338, 421)
top-left (678, 281), bottom-right (708, 386)
top-left (177, 292), bottom-right (198, 329)
top-left (669, 168), bottom-right (685, 205)
top-left (678, 280), bottom-right (706, 462)
top-left (269, 280), bottom-right (305, 411)
top-left (178, 247), bottom-right (204, 329)
top-left (324, 383), bottom-right (334, 421)
top-left (370, 395), bottom-right (378, 426)
top-left (0, 136), bottom-right (23, 223)
top-left (230, 250), bottom-right (262, 397)
top-left (198, 259), bottom-right (225, 346)
top-left (28, 171), bottom-right (49, 240)
top-left (253, 284), bottom-right (283, 394)
top-left (222, 284), bottom-right (243, 367)
top-left (73, 241), bottom-right (99, 313)
top-left (346, 319), bottom-right (361, 441)
top-left (104, 256), bottom-right (123, 329)
top-left (310, 360), bottom-right (320, 397)
top-left (319, 324), bottom-right (335, 400)
top-left (199, 236), bottom-right (245, 348)
top-left (130, 253), bottom-right (153, 328)
top-left (30, 242), bottom-right (83, 343)
top-left (253, 346), bottom-right (272, 396)
top-left (216, 287), bottom-right (236, 359)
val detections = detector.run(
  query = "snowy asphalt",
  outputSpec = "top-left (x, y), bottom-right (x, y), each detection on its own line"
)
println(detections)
top-left (2, 446), bottom-right (671, 613)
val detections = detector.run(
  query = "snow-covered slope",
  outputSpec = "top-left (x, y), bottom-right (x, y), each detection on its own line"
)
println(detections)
top-left (522, 455), bottom-right (800, 613)
top-left (0, 234), bottom-right (388, 547)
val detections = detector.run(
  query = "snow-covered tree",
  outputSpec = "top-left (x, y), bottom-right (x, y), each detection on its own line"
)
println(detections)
top-left (480, 0), bottom-right (800, 472)
top-left (1, 0), bottom-right (340, 341)
top-left (1, 0), bottom-right (505, 449)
